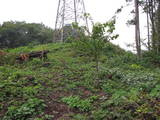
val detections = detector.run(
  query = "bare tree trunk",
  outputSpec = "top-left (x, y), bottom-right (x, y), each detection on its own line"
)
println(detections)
top-left (148, 0), bottom-right (157, 50)
top-left (156, 2), bottom-right (160, 53)
top-left (146, 0), bottom-right (151, 51)
top-left (135, 0), bottom-right (141, 58)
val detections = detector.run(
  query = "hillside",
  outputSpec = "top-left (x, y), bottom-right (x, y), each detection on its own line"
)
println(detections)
top-left (0, 43), bottom-right (160, 120)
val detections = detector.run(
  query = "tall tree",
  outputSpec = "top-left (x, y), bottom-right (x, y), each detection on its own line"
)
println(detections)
top-left (135, 0), bottom-right (141, 58)
top-left (155, 1), bottom-right (160, 53)
top-left (146, 0), bottom-right (151, 50)
top-left (127, 0), bottom-right (160, 55)
top-left (145, 0), bottom-right (160, 53)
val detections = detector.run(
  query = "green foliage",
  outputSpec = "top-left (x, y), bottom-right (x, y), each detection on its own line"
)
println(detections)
top-left (89, 95), bottom-right (99, 102)
top-left (0, 53), bottom-right (17, 65)
top-left (62, 96), bottom-right (92, 112)
top-left (0, 21), bottom-right (53, 48)
top-left (0, 42), bottom-right (160, 120)
top-left (72, 20), bottom-right (119, 72)
top-left (102, 42), bottom-right (125, 57)
top-left (72, 114), bottom-right (87, 120)
top-left (130, 64), bottom-right (143, 70)
top-left (91, 109), bottom-right (108, 120)
top-left (136, 103), bottom-right (151, 114)
top-left (121, 72), bottom-right (155, 86)
top-left (150, 84), bottom-right (160, 97)
top-left (34, 114), bottom-right (54, 120)
top-left (3, 98), bottom-right (45, 120)
top-left (105, 90), bottom-right (129, 106)
top-left (105, 52), bottom-right (138, 68)
top-left (141, 51), bottom-right (160, 67)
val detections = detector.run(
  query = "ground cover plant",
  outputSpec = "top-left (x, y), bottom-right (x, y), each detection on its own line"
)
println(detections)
top-left (0, 20), bottom-right (160, 120)
top-left (0, 41), bottom-right (160, 119)
top-left (1, 0), bottom-right (160, 119)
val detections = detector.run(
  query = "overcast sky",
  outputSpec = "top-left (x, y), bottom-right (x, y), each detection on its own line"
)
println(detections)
top-left (0, 0), bottom-right (147, 51)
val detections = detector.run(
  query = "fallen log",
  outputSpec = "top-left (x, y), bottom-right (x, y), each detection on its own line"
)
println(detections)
top-left (16, 50), bottom-right (49, 62)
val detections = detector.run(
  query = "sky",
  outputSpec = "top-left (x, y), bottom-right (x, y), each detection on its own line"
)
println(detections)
top-left (0, 0), bottom-right (148, 51)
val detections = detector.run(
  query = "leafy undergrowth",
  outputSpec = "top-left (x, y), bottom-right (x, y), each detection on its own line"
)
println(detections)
top-left (0, 43), bottom-right (160, 120)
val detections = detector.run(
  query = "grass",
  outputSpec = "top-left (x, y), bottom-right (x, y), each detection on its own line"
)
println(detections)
top-left (0, 42), bottom-right (160, 120)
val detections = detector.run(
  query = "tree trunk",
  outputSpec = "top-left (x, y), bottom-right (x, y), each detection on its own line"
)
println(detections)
top-left (156, 2), bottom-right (160, 53)
top-left (146, 0), bottom-right (151, 51)
top-left (135, 0), bottom-right (141, 58)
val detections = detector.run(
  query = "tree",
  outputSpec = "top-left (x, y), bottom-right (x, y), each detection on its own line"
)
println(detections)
top-left (139, 0), bottom-right (160, 54)
top-left (73, 19), bottom-right (119, 72)
top-left (126, 0), bottom-right (160, 56)
top-left (135, 0), bottom-right (141, 58)
top-left (0, 21), bottom-right (54, 48)
top-left (126, 0), bottom-right (142, 58)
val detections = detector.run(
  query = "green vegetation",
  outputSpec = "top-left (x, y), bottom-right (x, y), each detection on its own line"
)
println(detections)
top-left (3, 98), bottom-right (45, 120)
top-left (72, 20), bottom-right (119, 73)
top-left (0, 21), bottom-right (53, 48)
top-left (62, 96), bottom-right (92, 112)
top-left (0, 0), bottom-right (160, 119)
top-left (0, 41), bottom-right (160, 120)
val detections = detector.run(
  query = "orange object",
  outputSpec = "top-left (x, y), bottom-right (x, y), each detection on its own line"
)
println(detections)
top-left (20, 54), bottom-right (29, 61)
top-left (0, 51), bottom-right (6, 56)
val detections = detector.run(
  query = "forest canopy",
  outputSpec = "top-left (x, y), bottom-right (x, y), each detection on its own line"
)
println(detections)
top-left (0, 21), bottom-right (53, 48)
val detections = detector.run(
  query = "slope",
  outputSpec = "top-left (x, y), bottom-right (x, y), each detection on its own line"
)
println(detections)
top-left (0, 43), bottom-right (160, 120)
